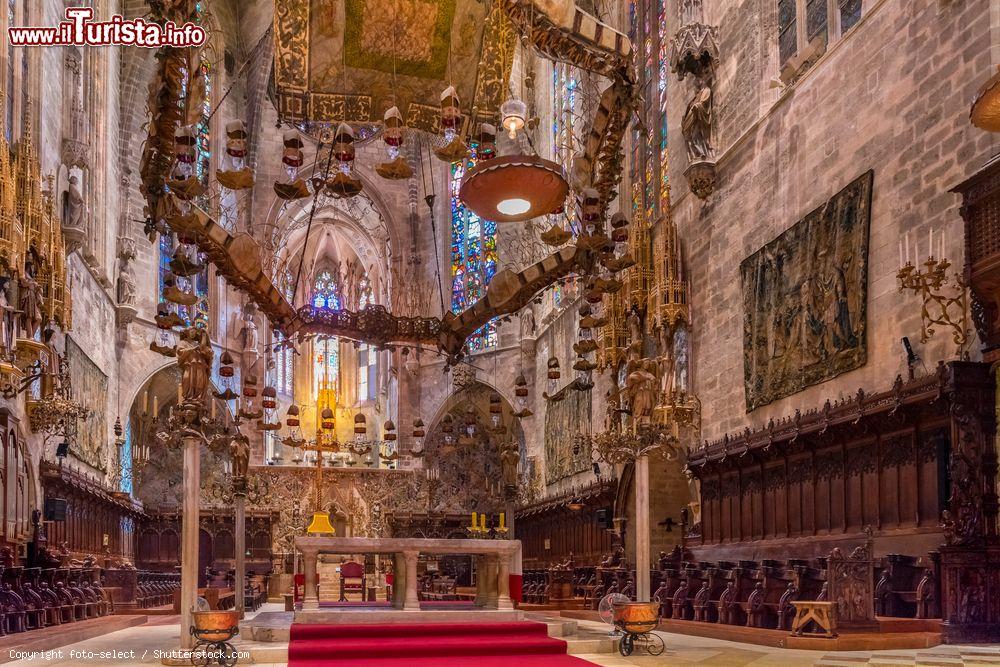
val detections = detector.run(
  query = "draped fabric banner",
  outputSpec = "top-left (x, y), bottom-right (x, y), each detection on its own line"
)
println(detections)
top-left (741, 170), bottom-right (874, 411)
top-left (273, 0), bottom-right (516, 131)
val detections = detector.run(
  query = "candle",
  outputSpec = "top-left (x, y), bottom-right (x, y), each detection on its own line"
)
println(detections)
top-left (499, 512), bottom-right (506, 529)
top-left (471, 511), bottom-right (477, 528)
top-left (211, 400), bottom-right (216, 419)
top-left (143, 391), bottom-right (149, 413)
top-left (940, 233), bottom-right (944, 261)
top-left (152, 395), bottom-right (158, 415)
top-left (898, 239), bottom-right (903, 267)
top-left (177, 384), bottom-right (182, 404)
top-left (481, 514), bottom-right (488, 531)
top-left (904, 233), bottom-right (910, 266)
top-left (929, 228), bottom-right (933, 259)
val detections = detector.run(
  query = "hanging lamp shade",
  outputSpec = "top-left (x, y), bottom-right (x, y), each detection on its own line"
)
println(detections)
top-left (971, 66), bottom-right (1000, 132)
top-left (383, 420), bottom-right (397, 442)
top-left (306, 511), bottom-right (336, 535)
top-left (321, 407), bottom-right (335, 431)
top-left (500, 99), bottom-right (528, 139)
top-left (412, 418), bottom-right (425, 438)
top-left (286, 404), bottom-right (300, 428)
top-left (354, 413), bottom-right (367, 435)
top-left (459, 154), bottom-right (568, 223)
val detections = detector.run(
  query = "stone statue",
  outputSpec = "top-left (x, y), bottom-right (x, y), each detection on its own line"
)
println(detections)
top-left (238, 302), bottom-right (259, 370)
top-left (672, 325), bottom-right (689, 395)
top-left (117, 262), bottom-right (136, 307)
top-left (627, 306), bottom-right (642, 345)
top-left (176, 325), bottom-right (213, 403)
top-left (19, 254), bottom-right (43, 339)
top-left (519, 305), bottom-right (536, 338)
top-left (658, 326), bottom-right (674, 396)
top-left (500, 444), bottom-right (520, 489)
top-left (625, 347), bottom-right (659, 424)
top-left (62, 174), bottom-right (86, 230)
top-left (229, 434), bottom-right (250, 480)
top-left (682, 80), bottom-right (714, 161)
top-left (0, 276), bottom-right (17, 357)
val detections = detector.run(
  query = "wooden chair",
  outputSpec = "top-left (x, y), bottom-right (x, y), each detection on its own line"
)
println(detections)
top-left (339, 561), bottom-right (366, 602)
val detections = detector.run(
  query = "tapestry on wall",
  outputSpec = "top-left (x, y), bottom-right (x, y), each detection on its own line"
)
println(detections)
top-left (544, 387), bottom-right (592, 483)
top-left (65, 337), bottom-right (108, 471)
top-left (273, 0), bottom-right (515, 131)
top-left (741, 170), bottom-right (874, 412)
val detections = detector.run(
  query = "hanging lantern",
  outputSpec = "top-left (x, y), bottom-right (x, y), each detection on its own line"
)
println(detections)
top-left (354, 413), bottom-right (366, 436)
top-left (242, 373), bottom-right (258, 398)
top-left (169, 243), bottom-right (204, 277)
top-left (464, 406), bottom-right (477, 439)
top-left (261, 385), bottom-right (277, 410)
top-left (489, 392), bottom-right (503, 428)
top-left (274, 130), bottom-right (311, 200)
top-left (286, 404), bottom-right (300, 428)
top-left (322, 407), bottom-right (336, 431)
top-left (383, 420), bottom-right (397, 442)
top-left (500, 98), bottom-right (528, 140)
top-left (513, 373), bottom-right (532, 418)
top-left (434, 86), bottom-right (469, 162)
top-left (219, 350), bottom-right (235, 378)
top-left (216, 119), bottom-right (255, 190)
top-left (166, 125), bottom-right (206, 200)
top-left (459, 154), bottom-right (568, 223)
top-left (547, 356), bottom-right (561, 395)
top-left (540, 223), bottom-right (572, 246)
top-left (376, 107), bottom-right (413, 180)
top-left (476, 123), bottom-right (498, 161)
top-left (411, 418), bottom-right (425, 456)
top-left (327, 123), bottom-right (363, 197)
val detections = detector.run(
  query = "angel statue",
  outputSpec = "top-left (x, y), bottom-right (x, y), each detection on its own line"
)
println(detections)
top-left (625, 345), bottom-right (659, 426)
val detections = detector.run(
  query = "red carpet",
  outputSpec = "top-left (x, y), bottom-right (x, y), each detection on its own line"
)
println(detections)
top-left (288, 621), bottom-right (598, 666)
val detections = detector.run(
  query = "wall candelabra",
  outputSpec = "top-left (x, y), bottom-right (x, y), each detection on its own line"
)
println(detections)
top-left (897, 254), bottom-right (969, 356)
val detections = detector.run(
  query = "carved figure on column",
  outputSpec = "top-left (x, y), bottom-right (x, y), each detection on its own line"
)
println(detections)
top-left (19, 251), bottom-right (43, 339)
top-left (177, 324), bottom-right (213, 404)
top-left (669, 0), bottom-right (719, 200)
top-left (238, 302), bottom-right (260, 371)
top-left (625, 344), bottom-right (659, 425)
top-left (0, 276), bottom-right (17, 358)
top-left (62, 175), bottom-right (86, 232)
top-left (229, 434), bottom-right (250, 480)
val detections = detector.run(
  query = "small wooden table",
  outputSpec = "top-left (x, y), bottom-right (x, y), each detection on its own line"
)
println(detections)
top-left (790, 600), bottom-right (837, 637)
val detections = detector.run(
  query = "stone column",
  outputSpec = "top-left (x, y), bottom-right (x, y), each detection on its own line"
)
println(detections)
top-left (483, 555), bottom-right (499, 608)
top-left (497, 553), bottom-right (513, 610)
top-left (403, 550), bottom-right (420, 611)
top-left (234, 491), bottom-right (246, 617)
top-left (302, 548), bottom-right (319, 611)
top-left (474, 555), bottom-right (487, 607)
top-left (635, 455), bottom-right (650, 602)
top-left (180, 434), bottom-right (201, 650)
top-left (392, 552), bottom-right (406, 609)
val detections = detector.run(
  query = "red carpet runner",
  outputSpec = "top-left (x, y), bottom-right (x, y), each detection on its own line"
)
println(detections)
top-left (288, 621), bottom-right (598, 667)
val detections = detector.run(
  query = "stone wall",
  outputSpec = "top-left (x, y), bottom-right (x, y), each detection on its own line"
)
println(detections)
top-left (668, 0), bottom-right (1000, 441)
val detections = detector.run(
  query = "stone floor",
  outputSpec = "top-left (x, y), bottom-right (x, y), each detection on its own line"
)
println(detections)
top-left (3, 607), bottom-right (999, 666)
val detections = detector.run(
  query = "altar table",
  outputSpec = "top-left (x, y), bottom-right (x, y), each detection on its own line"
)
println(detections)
top-left (294, 536), bottom-right (520, 611)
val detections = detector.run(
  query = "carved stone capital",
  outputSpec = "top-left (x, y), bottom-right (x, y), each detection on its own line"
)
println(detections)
top-left (61, 137), bottom-right (89, 169)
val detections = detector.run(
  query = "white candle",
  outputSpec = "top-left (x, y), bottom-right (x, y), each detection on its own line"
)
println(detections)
top-left (939, 233), bottom-right (944, 261)
top-left (143, 390), bottom-right (149, 413)
top-left (905, 233), bottom-right (910, 266)
top-left (153, 395), bottom-right (158, 415)
top-left (899, 239), bottom-right (903, 267)
top-left (929, 228), bottom-right (933, 259)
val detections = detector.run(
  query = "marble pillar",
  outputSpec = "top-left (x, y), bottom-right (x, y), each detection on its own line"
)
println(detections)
top-left (302, 548), bottom-right (319, 610)
top-left (635, 455), bottom-right (650, 602)
top-left (402, 550), bottom-right (420, 611)
top-left (483, 555), bottom-right (499, 608)
top-left (392, 552), bottom-right (406, 609)
top-left (474, 555), bottom-right (487, 607)
top-left (234, 492), bottom-right (246, 617)
top-left (497, 553), bottom-right (513, 610)
top-left (180, 434), bottom-right (201, 650)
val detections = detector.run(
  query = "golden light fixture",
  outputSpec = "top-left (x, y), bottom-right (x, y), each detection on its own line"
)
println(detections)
top-left (971, 65), bottom-right (1000, 133)
top-left (459, 154), bottom-right (569, 223)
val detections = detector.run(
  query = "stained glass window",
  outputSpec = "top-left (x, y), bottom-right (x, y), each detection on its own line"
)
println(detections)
top-left (778, 0), bottom-right (798, 64)
top-left (359, 275), bottom-right (374, 308)
top-left (312, 270), bottom-right (342, 309)
top-left (629, 0), bottom-right (671, 224)
top-left (839, 0), bottom-right (862, 32)
top-left (273, 331), bottom-right (293, 395)
top-left (312, 270), bottom-right (341, 404)
top-left (450, 145), bottom-right (498, 352)
top-left (358, 344), bottom-right (377, 402)
top-left (5, 0), bottom-right (15, 141)
top-left (120, 419), bottom-right (133, 495)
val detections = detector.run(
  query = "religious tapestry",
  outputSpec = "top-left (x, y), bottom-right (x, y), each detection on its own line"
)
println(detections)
top-left (544, 386), bottom-right (592, 483)
top-left (741, 170), bottom-right (873, 411)
top-left (273, 0), bottom-right (516, 131)
top-left (65, 337), bottom-right (108, 471)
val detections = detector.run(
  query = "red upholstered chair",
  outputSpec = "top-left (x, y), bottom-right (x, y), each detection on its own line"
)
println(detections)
top-left (339, 561), bottom-right (366, 602)
top-left (293, 572), bottom-right (320, 605)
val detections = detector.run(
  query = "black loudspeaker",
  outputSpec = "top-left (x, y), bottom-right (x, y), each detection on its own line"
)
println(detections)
top-left (596, 507), bottom-right (613, 529)
top-left (44, 497), bottom-right (67, 521)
